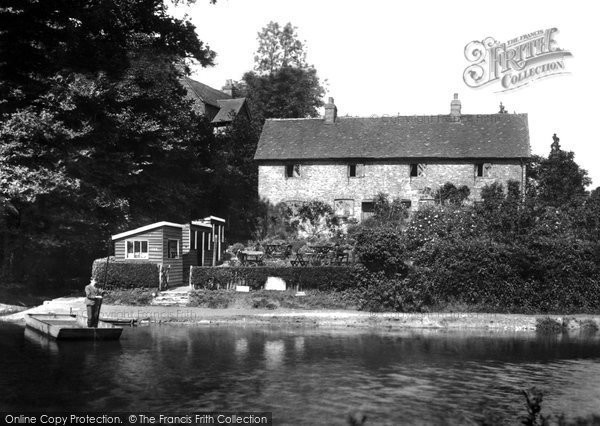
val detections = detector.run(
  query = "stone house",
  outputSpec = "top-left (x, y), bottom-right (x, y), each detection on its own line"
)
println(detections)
top-left (254, 95), bottom-right (530, 221)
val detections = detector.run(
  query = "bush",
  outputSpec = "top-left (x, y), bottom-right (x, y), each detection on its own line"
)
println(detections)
top-left (91, 257), bottom-right (159, 289)
top-left (353, 225), bottom-right (408, 275)
top-left (190, 266), bottom-right (358, 291)
top-left (353, 269), bottom-right (431, 312)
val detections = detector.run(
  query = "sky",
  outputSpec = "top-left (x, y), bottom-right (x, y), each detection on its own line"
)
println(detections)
top-left (174, 0), bottom-right (599, 188)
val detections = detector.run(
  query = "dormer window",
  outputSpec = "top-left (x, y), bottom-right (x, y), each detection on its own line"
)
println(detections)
top-left (285, 164), bottom-right (301, 178)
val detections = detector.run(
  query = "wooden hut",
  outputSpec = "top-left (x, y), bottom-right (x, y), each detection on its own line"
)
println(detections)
top-left (111, 217), bottom-right (226, 287)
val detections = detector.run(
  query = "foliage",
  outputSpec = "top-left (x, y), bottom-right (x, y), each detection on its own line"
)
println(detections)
top-left (188, 289), bottom-right (358, 310)
top-left (102, 288), bottom-right (154, 306)
top-left (0, 0), bottom-right (217, 288)
top-left (91, 258), bottom-right (158, 289)
top-left (242, 66), bottom-right (325, 121)
top-left (207, 114), bottom-right (263, 242)
top-left (253, 201), bottom-right (296, 240)
top-left (352, 269), bottom-right (431, 312)
top-left (535, 317), bottom-right (566, 334)
top-left (353, 225), bottom-right (408, 275)
top-left (253, 22), bottom-right (307, 74)
top-left (535, 149), bottom-right (591, 207)
top-left (434, 183), bottom-right (470, 205)
top-left (190, 266), bottom-right (358, 291)
top-left (296, 200), bottom-right (340, 239)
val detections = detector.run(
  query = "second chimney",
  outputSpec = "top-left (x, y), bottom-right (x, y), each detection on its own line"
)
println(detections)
top-left (222, 79), bottom-right (234, 97)
top-left (324, 97), bottom-right (337, 124)
top-left (450, 93), bottom-right (461, 117)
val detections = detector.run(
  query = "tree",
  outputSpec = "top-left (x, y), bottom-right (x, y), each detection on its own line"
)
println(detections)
top-left (529, 135), bottom-right (591, 207)
top-left (254, 22), bottom-right (307, 74)
top-left (435, 183), bottom-right (470, 205)
top-left (242, 21), bottom-right (325, 121)
top-left (0, 0), bottom-right (216, 288)
top-left (242, 67), bottom-right (325, 120)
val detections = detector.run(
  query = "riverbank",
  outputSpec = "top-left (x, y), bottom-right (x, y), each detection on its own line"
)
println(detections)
top-left (2, 296), bottom-right (600, 332)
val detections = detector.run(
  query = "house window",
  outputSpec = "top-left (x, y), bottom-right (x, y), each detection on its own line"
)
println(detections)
top-left (167, 239), bottom-right (179, 259)
top-left (361, 201), bottom-right (375, 221)
top-left (285, 164), bottom-right (301, 178)
top-left (348, 163), bottom-right (365, 178)
top-left (400, 200), bottom-right (412, 209)
top-left (334, 199), bottom-right (354, 217)
top-left (126, 240), bottom-right (148, 259)
top-left (476, 163), bottom-right (491, 177)
top-left (410, 163), bottom-right (426, 177)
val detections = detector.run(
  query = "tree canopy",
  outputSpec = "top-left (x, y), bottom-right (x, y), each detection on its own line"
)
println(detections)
top-left (0, 0), bottom-right (217, 288)
top-left (241, 21), bottom-right (325, 121)
top-left (527, 136), bottom-right (591, 207)
top-left (253, 21), bottom-right (307, 74)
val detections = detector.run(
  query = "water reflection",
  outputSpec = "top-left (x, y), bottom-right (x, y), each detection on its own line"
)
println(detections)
top-left (264, 340), bottom-right (284, 369)
top-left (235, 338), bottom-right (248, 358)
top-left (1, 322), bottom-right (600, 424)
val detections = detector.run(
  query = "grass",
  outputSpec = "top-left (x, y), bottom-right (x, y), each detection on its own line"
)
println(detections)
top-left (102, 288), bottom-right (154, 306)
top-left (188, 289), bottom-right (359, 310)
top-left (536, 317), bottom-right (567, 334)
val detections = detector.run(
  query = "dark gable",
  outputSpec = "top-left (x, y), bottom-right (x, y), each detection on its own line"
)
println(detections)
top-left (254, 114), bottom-right (530, 161)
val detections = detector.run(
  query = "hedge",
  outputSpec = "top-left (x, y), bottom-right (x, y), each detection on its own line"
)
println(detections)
top-left (91, 257), bottom-right (159, 289)
top-left (190, 266), bottom-right (358, 291)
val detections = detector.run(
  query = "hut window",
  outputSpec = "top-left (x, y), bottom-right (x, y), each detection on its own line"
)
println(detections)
top-left (167, 239), bottom-right (179, 259)
top-left (126, 240), bottom-right (148, 259)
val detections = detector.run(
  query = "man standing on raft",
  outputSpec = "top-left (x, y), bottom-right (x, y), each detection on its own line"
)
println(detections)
top-left (84, 278), bottom-right (104, 327)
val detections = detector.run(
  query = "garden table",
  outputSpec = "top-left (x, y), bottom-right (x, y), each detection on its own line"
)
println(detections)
top-left (239, 250), bottom-right (264, 266)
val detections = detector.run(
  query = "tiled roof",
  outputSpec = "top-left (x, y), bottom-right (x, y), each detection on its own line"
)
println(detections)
top-left (212, 98), bottom-right (247, 123)
top-left (183, 77), bottom-right (231, 107)
top-left (254, 114), bottom-right (530, 160)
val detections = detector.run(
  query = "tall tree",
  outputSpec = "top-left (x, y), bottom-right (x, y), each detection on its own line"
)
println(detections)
top-left (254, 22), bottom-right (307, 74)
top-left (242, 21), bottom-right (325, 121)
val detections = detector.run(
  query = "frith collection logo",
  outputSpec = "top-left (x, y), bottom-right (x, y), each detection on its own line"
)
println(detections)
top-left (463, 28), bottom-right (572, 92)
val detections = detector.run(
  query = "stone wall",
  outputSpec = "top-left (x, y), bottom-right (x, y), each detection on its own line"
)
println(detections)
top-left (258, 159), bottom-right (525, 220)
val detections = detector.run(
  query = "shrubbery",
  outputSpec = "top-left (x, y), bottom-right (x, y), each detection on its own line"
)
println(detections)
top-left (350, 180), bottom-right (600, 313)
top-left (91, 257), bottom-right (159, 289)
top-left (353, 226), bottom-right (408, 275)
top-left (190, 265), bottom-right (358, 291)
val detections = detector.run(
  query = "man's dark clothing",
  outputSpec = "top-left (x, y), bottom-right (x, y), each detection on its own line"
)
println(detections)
top-left (85, 284), bottom-right (102, 327)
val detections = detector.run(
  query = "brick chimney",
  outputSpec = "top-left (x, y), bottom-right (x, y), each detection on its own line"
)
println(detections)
top-left (324, 97), bottom-right (337, 124)
top-left (222, 79), bottom-right (234, 97)
top-left (450, 93), bottom-right (461, 117)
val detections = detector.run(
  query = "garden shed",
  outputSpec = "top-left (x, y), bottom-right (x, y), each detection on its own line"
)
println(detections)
top-left (111, 217), bottom-right (226, 287)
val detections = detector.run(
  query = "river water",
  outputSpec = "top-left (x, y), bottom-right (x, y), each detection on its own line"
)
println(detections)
top-left (1, 322), bottom-right (600, 425)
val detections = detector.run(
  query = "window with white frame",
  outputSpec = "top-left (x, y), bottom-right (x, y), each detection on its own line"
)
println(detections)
top-left (126, 240), bottom-right (149, 259)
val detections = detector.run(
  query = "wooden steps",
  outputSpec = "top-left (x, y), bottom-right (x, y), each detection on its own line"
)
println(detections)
top-left (151, 286), bottom-right (191, 306)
